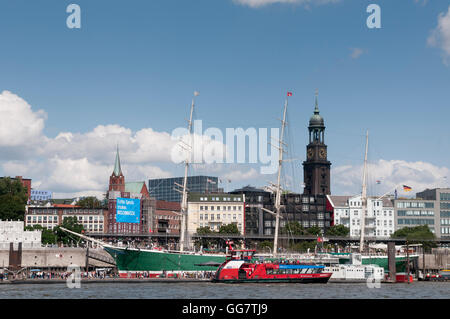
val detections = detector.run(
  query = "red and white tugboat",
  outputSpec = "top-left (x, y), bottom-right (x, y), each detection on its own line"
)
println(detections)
top-left (212, 243), bottom-right (332, 283)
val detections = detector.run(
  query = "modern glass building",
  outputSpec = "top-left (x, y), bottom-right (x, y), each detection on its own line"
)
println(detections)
top-left (148, 176), bottom-right (219, 202)
top-left (416, 188), bottom-right (450, 238)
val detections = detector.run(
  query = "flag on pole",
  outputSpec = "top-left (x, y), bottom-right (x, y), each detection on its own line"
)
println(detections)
top-left (403, 185), bottom-right (412, 192)
top-left (194, 91), bottom-right (200, 96)
top-left (376, 180), bottom-right (381, 184)
top-left (287, 92), bottom-right (293, 97)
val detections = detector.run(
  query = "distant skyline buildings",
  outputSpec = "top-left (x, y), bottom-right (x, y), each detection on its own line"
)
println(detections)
top-left (149, 176), bottom-right (220, 203)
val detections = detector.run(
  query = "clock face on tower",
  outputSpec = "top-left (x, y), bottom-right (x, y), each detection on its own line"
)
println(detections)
top-left (319, 148), bottom-right (327, 159)
top-left (307, 149), bottom-right (314, 159)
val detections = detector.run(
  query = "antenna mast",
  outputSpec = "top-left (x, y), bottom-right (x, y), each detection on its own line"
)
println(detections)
top-left (273, 93), bottom-right (289, 258)
top-left (180, 91), bottom-right (198, 252)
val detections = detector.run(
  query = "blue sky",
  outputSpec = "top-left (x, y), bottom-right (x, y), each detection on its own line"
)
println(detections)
top-left (0, 0), bottom-right (449, 198)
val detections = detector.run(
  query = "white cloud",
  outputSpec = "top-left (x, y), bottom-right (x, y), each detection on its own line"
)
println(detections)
top-left (427, 5), bottom-right (450, 65)
top-left (332, 159), bottom-right (450, 196)
top-left (221, 167), bottom-right (261, 182)
top-left (0, 91), bottom-right (227, 198)
top-left (232, 0), bottom-right (339, 8)
top-left (0, 91), bottom-right (46, 148)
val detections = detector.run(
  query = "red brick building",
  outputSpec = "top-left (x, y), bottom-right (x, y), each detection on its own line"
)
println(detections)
top-left (154, 200), bottom-right (181, 234)
top-left (106, 147), bottom-right (154, 234)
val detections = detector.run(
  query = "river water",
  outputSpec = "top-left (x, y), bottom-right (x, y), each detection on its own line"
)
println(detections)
top-left (1, 282), bottom-right (449, 299)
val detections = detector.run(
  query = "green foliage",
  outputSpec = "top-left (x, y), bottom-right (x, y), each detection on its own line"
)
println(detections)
top-left (218, 223), bottom-right (240, 235)
top-left (54, 217), bottom-right (85, 245)
top-left (75, 196), bottom-right (103, 208)
top-left (306, 226), bottom-right (322, 236)
top-left (289, 241), bottom-right (317, 253)
top-left (258, 241), bottom-right (273, 251)
top-left (325, 224), bottom-right (350, 237)
top-left (196, 226), bottom-right (213, 235)
top-left (0, 177), bottom-right (28, 221)
top-left (281, 221), bottom-right (306, 235)
top-left (24, 224), bottom-right (57, 245)
top-left (391, 225), bottom-right (437, 251)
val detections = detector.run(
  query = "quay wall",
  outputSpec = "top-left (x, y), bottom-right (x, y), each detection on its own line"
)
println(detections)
top-left (0, 248), bottom-right (113, 269)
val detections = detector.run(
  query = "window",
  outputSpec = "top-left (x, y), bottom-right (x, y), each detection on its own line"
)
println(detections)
top-left (200, 214), bottom-right (203, 220)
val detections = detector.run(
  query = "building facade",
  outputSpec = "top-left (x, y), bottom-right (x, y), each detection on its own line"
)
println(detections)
top-left (153, 200), bottom-right (182, 234)
top-left (393, 187), bottom-right (450, 238)
top-left (148, 176), bottom-right (219, 202)
top-left (106, 147), bottom-right (154, 234)
top-left (302, 93), bottom-right (331, 196)
top-left (0, 221), bottom-right (41, 249)
top-left (186, 193), bottom-right (245, 235)
top-left (327, 195), bottom-right (395, 238)
top-left (26, 206), bottom-right (107, 233)
top-left (230, 187), bottom-right (333, 236)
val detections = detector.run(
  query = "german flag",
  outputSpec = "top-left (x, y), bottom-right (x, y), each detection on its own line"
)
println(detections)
top-left (403, 185), bottom-right (412, 192)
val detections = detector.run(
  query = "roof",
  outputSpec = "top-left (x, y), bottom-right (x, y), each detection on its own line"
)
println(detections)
top-left (53, 204), bottom-right (80, 208)
top-left (327, 195), bottom-right (351, 208)
top-left (125, 182), bottom-right (145, 194)
top-left (113, 146), bottom-right (122, 176)
top-left (156, 200), bottom-right (181, 211)
top-left (327, 195), bottom-right (394, 208)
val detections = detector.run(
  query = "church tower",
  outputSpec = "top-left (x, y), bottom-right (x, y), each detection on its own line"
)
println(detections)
top-left (303, 91), bottom-right (331, 195)
top-left (109, 146), bottom-right (125, 192)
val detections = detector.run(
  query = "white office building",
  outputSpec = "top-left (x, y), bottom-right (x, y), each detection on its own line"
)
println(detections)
top-left (187, 193), bottom-right (245, 235)
top-left (327, 195), bottom-right (395, 239)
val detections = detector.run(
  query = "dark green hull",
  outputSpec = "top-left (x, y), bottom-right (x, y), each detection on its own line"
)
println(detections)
top-left (104, 246), bottom-right (225, 277)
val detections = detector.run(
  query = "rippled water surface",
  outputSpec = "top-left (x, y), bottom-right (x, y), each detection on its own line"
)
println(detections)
top-left (1, 282), bottom-right (449, 299)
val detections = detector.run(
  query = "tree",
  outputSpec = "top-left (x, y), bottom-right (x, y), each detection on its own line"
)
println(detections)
top-left (391, 225), bottom-right (437, 251)
top-left (325, 224), bottom-right (350, 237)
top-left (194, 226), bottom-right (214, 248)
top-left (290, 241), bottom-right (317, 253)
top-left (0, 177), bottom-right (28, 221)
top-left (218, 223), bottom-right (240, 235)
top-left (281, 221), bottom-right (305, 236)
top-left (196, 226), bottom-right (213, 235)
top-left (75, 196), bottom-right (103, 208)
top-left (306, 226), bottom-right (322, 236)
top-left (54, 217), bottom-right (85, 245)
top-left (25, 224), bottom-right (57, 245)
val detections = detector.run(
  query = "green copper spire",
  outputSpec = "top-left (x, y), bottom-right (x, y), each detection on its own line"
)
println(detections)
top-left (314, 89), bottom-right (320, 114)
top-left (113, 145), bottom-right (122, 176)
top-left (309, 89), bottom-right (324, 127)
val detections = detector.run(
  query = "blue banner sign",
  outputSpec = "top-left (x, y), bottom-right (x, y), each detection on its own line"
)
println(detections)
top-left (116, 198), bottom-right (141, 223)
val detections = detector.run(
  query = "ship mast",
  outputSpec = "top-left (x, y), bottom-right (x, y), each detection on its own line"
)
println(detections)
top-left (273, 94), bottom-right (289, 258)
top-left (359, 130), bottom-right (369, 253)
top-left (179, 91), bottom-right (198, 252)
